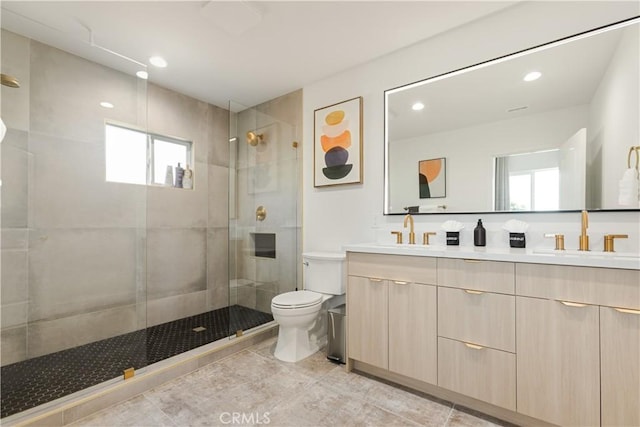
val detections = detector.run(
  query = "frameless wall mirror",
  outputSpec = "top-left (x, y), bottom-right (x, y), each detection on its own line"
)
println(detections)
top-left (384, 17), bottom-right (639, 214)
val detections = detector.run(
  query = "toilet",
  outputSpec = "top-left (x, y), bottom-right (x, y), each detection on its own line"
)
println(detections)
top-left (271, 252), bottom-right (346, 362)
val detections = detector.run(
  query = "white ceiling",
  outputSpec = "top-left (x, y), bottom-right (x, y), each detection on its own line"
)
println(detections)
top-left (0, 1), bottom-right (516, 109)
top-left (387, 22), bottom-right (629, 140)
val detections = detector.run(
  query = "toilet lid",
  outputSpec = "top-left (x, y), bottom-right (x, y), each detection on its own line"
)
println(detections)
top-left (272, 291), bottom-right (322, 309)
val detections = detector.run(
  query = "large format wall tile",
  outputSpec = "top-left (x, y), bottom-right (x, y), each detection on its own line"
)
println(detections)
top-left (147, 84), bottom-right (210, 164)
top-left (30, 41), bottom-right (144, 143)
top-left (28, 228), bottom-right (139, 322)
top-left (255, 89), bottom-right (302, 139)
top-left (147, 290), bottom-right (207, 327)
top-left (146, 161), bottom-right (208, 228)
top-left (1, 248), bottom-right (28, 305)
top-left (1, 30), bottom-right (30, 132)
top-left (29, 133), bottom-right (146, 229)
top-left (208, 165), bottom-right (229, 228)
top-left (147, 228), bottom-right (207, 299)
top-left (1, 302), bottom-right (28, 329)
top-left (27, 304), bottom-right (138, 357)
top-left (207, 227), bottom-right (229, 310)
top-left (208, 104), bottom-right (230, 167)
top-left (1, 129), bottom-right (29, 228)
top-left (1, 326), bottom-right (26, 366)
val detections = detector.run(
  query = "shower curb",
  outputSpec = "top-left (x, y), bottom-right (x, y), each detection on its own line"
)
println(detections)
top-left (1, 324), bottom-right (277, 427)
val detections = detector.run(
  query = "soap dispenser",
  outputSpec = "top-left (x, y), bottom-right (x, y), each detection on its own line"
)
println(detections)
top-left (474, 219), bottom-right (486, 247)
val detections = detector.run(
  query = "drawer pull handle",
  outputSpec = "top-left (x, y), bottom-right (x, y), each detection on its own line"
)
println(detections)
top-left (393, 281), bottom-right (409, 285)
top-left (559, 301), bottom-right (587, 308)
top-left (464, 342), bottom-right (484, 350)
top-left (464, 289), bottom-right (484, 295)
top-left (369, 278), bottom-right (383, 283)
top-left (614, 307), bottom-right (640, 315)
top-left (463, 259), bottom-right (483, 264)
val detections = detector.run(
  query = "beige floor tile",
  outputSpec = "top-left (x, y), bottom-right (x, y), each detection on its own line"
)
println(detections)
top-left (248, 337), bottom-right (340, 380)
top-left (68, 338), bottom-right (514, 427)
top-left (446, 407), bottom-right (516, 427)
top-left (358, 375), bottom-right (453, 426)
top-left (268, 381), bottom-right (421, 427)
top-left (69, 395), bottom-right (176, 427)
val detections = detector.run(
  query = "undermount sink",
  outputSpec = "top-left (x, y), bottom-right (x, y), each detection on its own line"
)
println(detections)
top-left (532, 248), bottom-right (640, 259)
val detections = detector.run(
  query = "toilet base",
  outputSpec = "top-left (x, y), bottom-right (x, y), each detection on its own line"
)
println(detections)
top-left (273, 325), bottom-right (319, 363)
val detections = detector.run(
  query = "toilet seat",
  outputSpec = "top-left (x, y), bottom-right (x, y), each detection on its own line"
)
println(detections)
top-left (272, 290), bottom-right (322, 309)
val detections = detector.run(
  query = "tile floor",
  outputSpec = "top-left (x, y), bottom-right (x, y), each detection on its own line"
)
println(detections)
top-left (70, 337), bottom-right (513, 427)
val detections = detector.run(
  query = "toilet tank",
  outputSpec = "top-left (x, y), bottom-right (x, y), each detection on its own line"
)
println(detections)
top-left (303, 252), bottom-right (346, 295)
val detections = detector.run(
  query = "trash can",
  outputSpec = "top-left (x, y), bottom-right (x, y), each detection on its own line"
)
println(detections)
top-left (327, 304), bottom-right (346, 364)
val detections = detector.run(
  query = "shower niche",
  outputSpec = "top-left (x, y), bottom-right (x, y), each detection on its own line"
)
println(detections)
top-left (252, 232), bottom-right (276, 258)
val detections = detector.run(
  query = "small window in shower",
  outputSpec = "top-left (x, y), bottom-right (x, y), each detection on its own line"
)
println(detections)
top-left (105, 123), bottom-right (193, 187)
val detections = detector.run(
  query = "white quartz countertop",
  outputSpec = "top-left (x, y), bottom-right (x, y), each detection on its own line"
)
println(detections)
top-left (343, 243), bottom-right (640, 270)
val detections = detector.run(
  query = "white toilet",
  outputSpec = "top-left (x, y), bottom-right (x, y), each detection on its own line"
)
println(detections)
top-left (271, 252), bottom-right (346, 362)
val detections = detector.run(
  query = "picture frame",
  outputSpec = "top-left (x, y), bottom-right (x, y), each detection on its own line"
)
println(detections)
top-left (418, 157), bottom-right (446, 198)
top-left (314, 96), bottom-right (363, 187)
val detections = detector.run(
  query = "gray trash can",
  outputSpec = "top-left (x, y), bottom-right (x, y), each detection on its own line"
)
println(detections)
top-left (327, 304), bottom-right (346, 364)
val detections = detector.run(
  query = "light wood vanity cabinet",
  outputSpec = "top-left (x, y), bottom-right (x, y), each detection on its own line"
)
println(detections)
top-left (347, 253), bottom-right (437, 383)
top-left (437, 258), bottom-right (514, 294)
top-left (516, 295), bottom-right (600, 426)
top-left (437, 286), bottom-right (515, 352)
top-left (600, 306), bottom-right (640, 427)
top-left (437, 259), bottom-right (516, 410)
top-left (515, 263), bottom-right (640, 427)
top-left (347, 252), bottom-right (640, 427)
top-left (347, 275), bottom-right (388, 369)
top-left (388, 280), bottom-right (437, 384)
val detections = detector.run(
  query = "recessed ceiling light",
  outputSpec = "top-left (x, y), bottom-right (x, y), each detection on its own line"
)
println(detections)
top-left (100, 101), bottom-right (114, 109)
top-left (136, 70), bottom-right (148, 79)
top-left (523, 71), bottom-right (542, 82)
top-left (412, 102), bottom-right (425, 111)
top-left (149, 56), bottom-right (167, 68)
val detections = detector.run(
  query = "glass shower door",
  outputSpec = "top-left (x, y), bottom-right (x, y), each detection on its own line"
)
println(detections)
top-left (228, 94), bottom-right (301, 339)
top-left (0, 23), bottom-right (148, 418)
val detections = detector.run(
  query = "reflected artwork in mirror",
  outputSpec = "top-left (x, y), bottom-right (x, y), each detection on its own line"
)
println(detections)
top-left (384, 17), bottom-right (639, 214)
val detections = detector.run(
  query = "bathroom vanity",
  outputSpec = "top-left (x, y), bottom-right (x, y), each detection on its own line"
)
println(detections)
top-left (343, 245), bottom-right (640, 427)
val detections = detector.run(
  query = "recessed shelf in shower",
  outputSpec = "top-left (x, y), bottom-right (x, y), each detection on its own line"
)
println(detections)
top-left (251, 233), bottom-right (276, 258)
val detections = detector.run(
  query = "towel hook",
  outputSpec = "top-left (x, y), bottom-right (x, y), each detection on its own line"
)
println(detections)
top-left (628, 146), bottom-right (640, 171)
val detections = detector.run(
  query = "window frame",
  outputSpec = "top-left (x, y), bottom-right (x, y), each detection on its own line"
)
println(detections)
top-left (105, 122), bottom-right (193, 187)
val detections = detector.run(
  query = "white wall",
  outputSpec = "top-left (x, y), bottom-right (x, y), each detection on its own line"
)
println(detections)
top-left (303, 1), bottom-right (640, 253)
top-left (589, 23), bottom-right (640, 208)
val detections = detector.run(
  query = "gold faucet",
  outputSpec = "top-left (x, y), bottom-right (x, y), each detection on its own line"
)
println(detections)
top-left (579, 210), bottom-right (589, 251)
top-left (404, 214), bottom-right (416, 244)
top-left (423, 232), bottom-right (436, 245)
top-left (604, 234), bottom-right (628, 252)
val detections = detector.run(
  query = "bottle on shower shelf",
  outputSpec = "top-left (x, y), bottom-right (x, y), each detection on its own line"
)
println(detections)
top-left (174, 163), bottom-right (185, 188)
top-left (165, 165), bottom-right (174, 186)
top-left (182, 165), bottom-right (193, 189)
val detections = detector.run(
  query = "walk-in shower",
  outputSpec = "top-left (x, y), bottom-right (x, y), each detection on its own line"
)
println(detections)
top-left (0, 14), bottom-right (300, 420)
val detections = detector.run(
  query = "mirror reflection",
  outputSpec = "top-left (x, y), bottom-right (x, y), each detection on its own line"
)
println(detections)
top-left (385, 18), bottom-right (639, 214)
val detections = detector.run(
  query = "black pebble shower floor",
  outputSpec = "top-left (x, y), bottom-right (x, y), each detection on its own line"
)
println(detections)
top-left (0, 305), bottom-right (273, 418)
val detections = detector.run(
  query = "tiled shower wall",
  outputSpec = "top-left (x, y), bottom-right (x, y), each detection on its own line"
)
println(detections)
top-left (231, 90), bottom-right (302, 314)
top-left (0, 30), bottom-right (229, 365)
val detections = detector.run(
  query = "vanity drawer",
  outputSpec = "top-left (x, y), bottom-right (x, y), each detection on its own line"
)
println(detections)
top-left (516, 263), bottom-right (640, 309)
top-left (437, 258), bottom-right (514, 294)
top-left (348, 252), bottom-right (436, 284)
top-left (438, 287), bottom-right (515, 352)
top-left (438, 337), bottom-right (516, 411)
